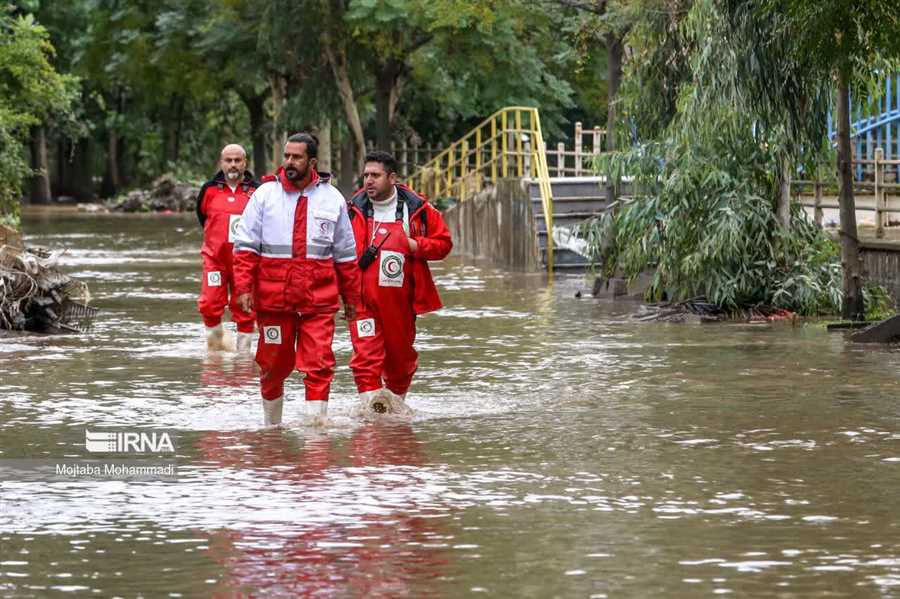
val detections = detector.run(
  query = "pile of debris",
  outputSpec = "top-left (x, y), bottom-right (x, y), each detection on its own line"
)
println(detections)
top-left (0, 227), bottom-right (97, 333)
top-left (106, 174), bottom-right (200, 213)
top-left (633, 296), bottom-right (796, 323)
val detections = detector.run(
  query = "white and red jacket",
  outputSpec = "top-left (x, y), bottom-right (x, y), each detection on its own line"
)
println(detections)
top-left (232, 169), bottom-right (360, 314)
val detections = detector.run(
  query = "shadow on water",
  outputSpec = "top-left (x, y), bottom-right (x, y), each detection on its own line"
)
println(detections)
top-left (1, 211), bottom-right (899, 597)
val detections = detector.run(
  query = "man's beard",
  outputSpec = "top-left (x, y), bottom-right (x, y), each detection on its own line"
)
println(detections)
top-left (285, 165), bottom-right (307, 182)
top-left (225, 169), bottom-right (241, 181)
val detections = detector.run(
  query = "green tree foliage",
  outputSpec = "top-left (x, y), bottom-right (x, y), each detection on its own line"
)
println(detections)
top-left (0, 10), bottom-right (76, 225)
top-left (715, 0), bottom-right (900, 319)
top-left (587, 0), bottom-right (845, 314)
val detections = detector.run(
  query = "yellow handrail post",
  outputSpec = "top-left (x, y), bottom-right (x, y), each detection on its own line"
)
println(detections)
top-left (530, 108), bottom-right (553, 272)
top-left (460, 140), bottom-right (468, 201)
top-left (491, 117), bottom-right (497, 184)
top-left (475, 128), bottom-right (482, 193)
top-left (501, 111), bottom-right (508, 178)
top-left (515, 110), bottom-right (524, 177)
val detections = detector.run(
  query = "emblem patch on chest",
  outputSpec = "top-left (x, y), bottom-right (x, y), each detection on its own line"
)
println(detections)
top-left (379, 250), bottom-right (405, 287)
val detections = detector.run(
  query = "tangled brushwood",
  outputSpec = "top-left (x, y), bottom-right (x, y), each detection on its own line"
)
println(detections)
top-left (0, 240), bottom-right (97, 333)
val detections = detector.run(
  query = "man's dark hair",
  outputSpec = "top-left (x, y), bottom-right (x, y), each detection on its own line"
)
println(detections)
top-left (286, 132), bottom-right (318, 159)
top-left (365, 150), bottom-right (398, 175)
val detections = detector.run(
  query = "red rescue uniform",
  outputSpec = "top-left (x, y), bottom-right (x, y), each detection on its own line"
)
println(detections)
top-left (233, 169), bottom-right (361, 402)
top-left (347, 185), bottom-right (452, 395)
top-left (196, 170), bottom-right (258, 333)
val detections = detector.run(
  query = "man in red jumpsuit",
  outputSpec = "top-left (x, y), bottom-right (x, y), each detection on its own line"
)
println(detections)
top-left (233, 133), bottom-right (361, 427)
top-left (196, 144), bottom-right (259, 353)
top-left (347, 151), bottom-right (452, 416)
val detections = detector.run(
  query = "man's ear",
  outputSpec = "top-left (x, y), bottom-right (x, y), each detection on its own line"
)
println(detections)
top-left (310, 157), bottom-right (318, 170)
top-left (388, 171), bottom-right (397, 185)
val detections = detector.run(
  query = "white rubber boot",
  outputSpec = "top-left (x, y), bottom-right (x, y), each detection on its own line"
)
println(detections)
top-left (352, 389), bottom-right (382, 419)
top-left (206, 324), bottom-right (224, 350)
top-left (383, 390), bottom-right (414, 418)
top-left (262, 396), bottom-right (283, 427)
top-left (305, 400), bottom-right (328, 427)
top-left (235, 331), bottom-right (254, 354)
top-left (206, 324), bottom-right (236, 351)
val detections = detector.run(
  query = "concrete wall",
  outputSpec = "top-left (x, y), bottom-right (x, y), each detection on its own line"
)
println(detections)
top-left (860, 241), bottom-right (900, 307)
top-left (443, 178), bottom-right (542, 271)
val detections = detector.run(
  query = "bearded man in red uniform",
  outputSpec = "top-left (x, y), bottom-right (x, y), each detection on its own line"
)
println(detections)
top-left (196, 144), bottom-right (259, 353)
top-left (233, 133), bottom-right (361, 427)
top-left (347, 151), bottom-right (452, 417)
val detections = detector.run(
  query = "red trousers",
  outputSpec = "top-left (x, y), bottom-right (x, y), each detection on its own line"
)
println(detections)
top-left (255, 311), bottom-right (336, 401)
top-left (199, 254), bottom-right (255, 332)
top-left (348, 300), bottom-right (418, 396)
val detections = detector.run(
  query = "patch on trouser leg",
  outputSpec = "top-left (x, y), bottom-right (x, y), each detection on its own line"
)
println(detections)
top-left (263, 325), bottom-right (282, 344)
top-left (207, 271), bottom-right (222, 287)
top-left (356, 318), bottom-right (376, 338)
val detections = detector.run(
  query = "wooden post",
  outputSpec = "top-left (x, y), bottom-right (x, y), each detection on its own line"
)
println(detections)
top-left (875, 147), bottom-right (885, 238)
top-left (412, 139), bottom-right (419, 172)
top-left (400, 139), bottom-right (408, 178)
top-left (593, 126), bottom-right (602, 154)
top-left (557, 142), bottom-right (565, 177)
top-left (574, 122), bottom-right (583, 176)
top-left (814, 176), bottom-right (823, 227)
top-left (523, 134), bottom-right (532, 178)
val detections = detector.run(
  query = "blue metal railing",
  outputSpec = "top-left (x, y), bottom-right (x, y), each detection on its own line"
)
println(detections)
top-left (827, 74), bottom-right (900, 180)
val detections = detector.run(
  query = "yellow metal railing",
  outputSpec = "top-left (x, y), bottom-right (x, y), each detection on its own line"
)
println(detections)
top-left (408, 106), bottom-right (555, 271)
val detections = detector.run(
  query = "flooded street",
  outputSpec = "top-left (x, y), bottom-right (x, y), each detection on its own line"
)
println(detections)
top-left (2, 209), bottom-right (900, 597)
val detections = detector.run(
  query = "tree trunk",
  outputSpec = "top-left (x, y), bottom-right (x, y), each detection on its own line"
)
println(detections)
top-left (29, 126), bottom-right (52, 204)
top-left (600, 33), bottom-right (624, 264)
top-left (270, 74), bottom-right (287, 171)
top-left (244, 93), bottom-right (268, 177)
top-left (323, 40), bottom-right (366, 178)
top-left (604, 33), bottom-right (624, 207)
top-left (776, 157), bottom-right (791, 229)
top-left (101, 126), bottom-right (120, 198)
top-left (314, 119), bottom-right (332, 173)
top-left (339, 131), bottom-right (357, 196)
top-left (836, 66), bottom-right (864, 320)
top-left (374, 60), bottom-right (403, 151)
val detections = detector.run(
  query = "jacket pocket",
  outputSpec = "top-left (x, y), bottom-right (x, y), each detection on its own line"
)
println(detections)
top-left (257, 260), bottom-right (289, 311)
top-left (311, 209), bottom-right (339, 245)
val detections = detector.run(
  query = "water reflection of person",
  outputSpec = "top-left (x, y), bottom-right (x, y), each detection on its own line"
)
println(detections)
top-left (198, 352), bottom-right (259, 398)
top-left (196, 424), bottom-right (447, 597)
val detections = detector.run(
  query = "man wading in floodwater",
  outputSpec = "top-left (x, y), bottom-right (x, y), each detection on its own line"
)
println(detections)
top-left (232, 133), bottom-right (361, 427)
top-left (196, 144), bottom-right (260, 353)
top-left (345, 151), bottom-right (452, 417)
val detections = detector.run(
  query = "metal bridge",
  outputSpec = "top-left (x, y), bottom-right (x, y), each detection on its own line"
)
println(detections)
top-left (828, 74), bottom-right (900, 180)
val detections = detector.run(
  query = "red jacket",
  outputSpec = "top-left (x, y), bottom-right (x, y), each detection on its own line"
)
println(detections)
top-left (196, 170), bottom-right (259, 265)
top-left (348, 184), bottom-right (452, 315)
top-left (232, 169), bottom-right (361, 314)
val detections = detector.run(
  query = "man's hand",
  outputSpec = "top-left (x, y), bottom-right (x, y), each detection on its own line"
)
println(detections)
top-left (408, 237), bottom-right (418, 253)
top-left (237, 292), bottom-right (253, 313)
top-left (342, 302), bottom-right (357, 322)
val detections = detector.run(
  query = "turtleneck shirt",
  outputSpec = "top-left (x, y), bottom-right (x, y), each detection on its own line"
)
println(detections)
top-left (370, 187), bottom-right (409, 241)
